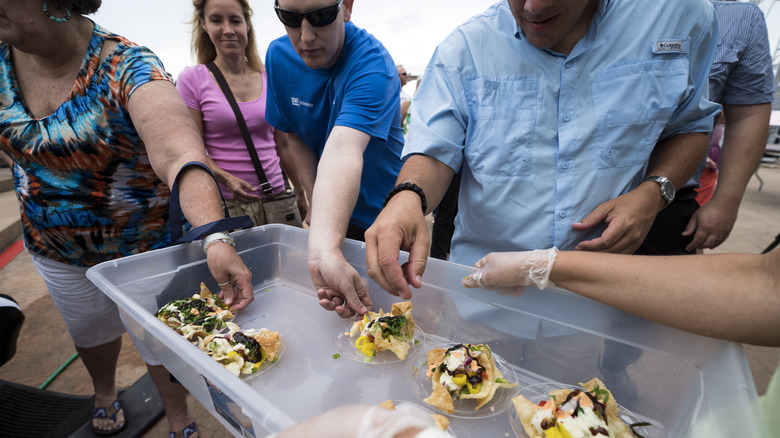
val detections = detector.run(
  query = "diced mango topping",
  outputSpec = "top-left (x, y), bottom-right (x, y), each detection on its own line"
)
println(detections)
top-left (355, 336), bottom-right (377, 357)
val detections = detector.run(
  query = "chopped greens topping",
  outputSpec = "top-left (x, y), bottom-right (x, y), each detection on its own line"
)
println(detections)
top-left (333, 353), bottom-right (341, 359)
top-left (376, 315), bottom-right (407, 338)
top-left (495, 377), bottom-right (509, 384)
top-left (592, 385), bottom-right (610, 404)
top-left (192, 316), bottom-right (225, 332)
top-left (155, 296), bottom-right (229, 326)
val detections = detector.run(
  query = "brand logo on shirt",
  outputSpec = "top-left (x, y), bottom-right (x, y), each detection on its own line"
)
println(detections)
top-left (653, 40), bottom-right (687, 54)
top-left (291, 97), bottom-right (314, 108)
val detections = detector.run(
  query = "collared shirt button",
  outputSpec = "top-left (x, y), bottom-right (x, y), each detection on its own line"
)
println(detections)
top-left (559, 211), bottom-right (568, 218)
top-left (561, 162), bottom-right (570, 170)
top-left (562, 113), bottom-right (571, 122)
top-left (644, 62), bottom-right (653, 71)
top-left (564, 61), bottom-right (572, 69)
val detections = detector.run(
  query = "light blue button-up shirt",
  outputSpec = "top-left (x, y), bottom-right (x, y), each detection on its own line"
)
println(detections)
top-left (404, 0), bottom-right (720, 265)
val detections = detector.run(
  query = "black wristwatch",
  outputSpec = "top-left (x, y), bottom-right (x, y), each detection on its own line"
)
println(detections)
top-left (643, 175), bottom-right (675, 207)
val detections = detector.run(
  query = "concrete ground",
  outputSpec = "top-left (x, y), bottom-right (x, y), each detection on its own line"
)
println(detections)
top-left (0, 162), bottom-right (778, 437)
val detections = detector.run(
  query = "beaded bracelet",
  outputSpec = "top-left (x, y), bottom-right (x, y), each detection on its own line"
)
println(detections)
top-left (202, 232), bottom-right (235, 254)
top-left (382, 182), bottom-right (427, 213)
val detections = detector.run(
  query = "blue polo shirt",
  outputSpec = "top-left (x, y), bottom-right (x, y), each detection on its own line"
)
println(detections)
top-left (265, 22), bottom-right (404, 229)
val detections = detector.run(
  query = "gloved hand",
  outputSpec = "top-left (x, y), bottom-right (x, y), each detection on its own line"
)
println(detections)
top-left (358, 403), bottom-right (451, 438)
top-left (462, 247), bottom-right (558, 291)
top-left (269, 403), bottom-right (453, 438)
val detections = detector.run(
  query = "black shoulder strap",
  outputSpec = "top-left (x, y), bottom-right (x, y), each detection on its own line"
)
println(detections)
top-left (168, 161), bottom-right (254, 244)
top-left (206, 62), bottom-right (274, 196)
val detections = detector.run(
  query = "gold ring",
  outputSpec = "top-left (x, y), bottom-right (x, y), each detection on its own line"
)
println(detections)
top-left (217, 281), bottom-right (231, 287)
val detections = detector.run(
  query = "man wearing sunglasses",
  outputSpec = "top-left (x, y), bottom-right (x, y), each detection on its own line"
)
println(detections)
top-left (364, 0), bottom-right (721, 304)
top-left (265, 0), bottom-right (404, 318)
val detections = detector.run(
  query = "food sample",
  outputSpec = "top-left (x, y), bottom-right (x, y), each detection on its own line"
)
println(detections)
top-left (423, 343), bottom-right (517, 413)
top-left (380, 399), bottom-right (450, 431)
top-left (155, 282), bottom-right (282, 377)
top-left (155, 282), bottom-right (234, 338)
top-left (349, 301), bottom-right (415, 360)
top-left (512, 378), bottom-right (634, 438)
top-left (199, 322), bottom-right (282, 377)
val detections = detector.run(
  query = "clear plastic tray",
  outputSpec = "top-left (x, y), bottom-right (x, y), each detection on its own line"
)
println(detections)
top-left (87, 225), bottom-right (766, 437)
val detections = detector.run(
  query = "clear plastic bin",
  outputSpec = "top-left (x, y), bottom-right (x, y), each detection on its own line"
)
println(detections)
top-left (87, 225), bottom-right (766, 437)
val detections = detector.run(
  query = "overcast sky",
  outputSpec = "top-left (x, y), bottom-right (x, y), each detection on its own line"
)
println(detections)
top-left (91, 0), bottom-right (780, 85)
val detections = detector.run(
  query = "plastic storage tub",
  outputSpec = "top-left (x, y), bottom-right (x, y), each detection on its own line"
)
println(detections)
top-left (87, 225), bottom-right (766, 437)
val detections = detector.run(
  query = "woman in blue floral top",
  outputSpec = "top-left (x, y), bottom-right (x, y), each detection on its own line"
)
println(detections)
top-left (0, 1), bottom-right (253, 436)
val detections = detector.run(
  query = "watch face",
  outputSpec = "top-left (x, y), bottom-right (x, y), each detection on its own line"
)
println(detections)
top-left (661, 181), bottom-right (675, 201)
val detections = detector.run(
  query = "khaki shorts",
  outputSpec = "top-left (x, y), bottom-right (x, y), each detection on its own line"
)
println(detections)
top-left (223, 198), bottom-right (267, 226)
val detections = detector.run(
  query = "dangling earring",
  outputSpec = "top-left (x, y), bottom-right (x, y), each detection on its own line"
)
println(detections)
top-left (43, 2), bottom-right (71, 23)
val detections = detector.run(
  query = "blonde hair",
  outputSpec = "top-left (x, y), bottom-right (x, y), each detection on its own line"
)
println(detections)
top-left (190, 0), bottom-right (263, 71)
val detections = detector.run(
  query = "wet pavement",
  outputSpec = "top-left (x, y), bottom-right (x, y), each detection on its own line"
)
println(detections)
top-left (0, 162), bottom-right (778, 437)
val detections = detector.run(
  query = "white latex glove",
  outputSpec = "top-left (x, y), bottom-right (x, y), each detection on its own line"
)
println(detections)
top-left (358, 403), bottom-right (452, 438)
top-left (268, 403), bottom-right (453, 438)
top-left (462, 248), bottom-right (559, 291)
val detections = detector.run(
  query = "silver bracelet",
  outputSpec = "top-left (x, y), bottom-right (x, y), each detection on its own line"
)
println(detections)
top-left (202, 232), bottom-right (235, 253)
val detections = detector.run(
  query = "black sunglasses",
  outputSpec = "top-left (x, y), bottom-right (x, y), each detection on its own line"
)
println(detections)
top-left (274, 0), bottom-right (343, 28)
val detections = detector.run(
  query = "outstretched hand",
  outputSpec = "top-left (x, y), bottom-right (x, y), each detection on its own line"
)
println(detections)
top-left (462, 248), bottom-right (558, 293)
top-left (206, 243), bottom-right (254, 311)
top-left (309, 251), bottom-right (372, 318)
top-left (365, 192), bottom-right (429, 299)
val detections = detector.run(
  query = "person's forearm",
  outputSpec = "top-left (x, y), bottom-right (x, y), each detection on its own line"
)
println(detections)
top-left (308, 127), bottom-right (368, 253)
top-left (647, 132), bottom-right (709, 190)
top-left (277, 131), bottom-right (317, 204)
top-left (711, 103), bottom-right (770, 205)
top-left (551, 250), bottom-right (780, 346)
top-left (274, 130), bottom-right (304, 193)
top-left (393, 154), bottom-right (456, 215)
top-left (638, 132), bottom-right (709, 211)
top-left (176, 166), bottom-right (227, 227)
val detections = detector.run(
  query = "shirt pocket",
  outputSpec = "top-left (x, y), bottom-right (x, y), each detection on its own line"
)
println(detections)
top-left (464, 78), bottom-right (538, 177)
top-left (591, 57), bottom-right (689, 168)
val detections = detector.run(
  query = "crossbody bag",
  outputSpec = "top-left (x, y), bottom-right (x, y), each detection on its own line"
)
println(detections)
top-left (206, 62), bottom-right (302, 227)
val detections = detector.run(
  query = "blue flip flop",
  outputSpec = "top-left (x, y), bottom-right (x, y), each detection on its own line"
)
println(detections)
top-left (92, 399), bottom-right (127, 436)
top-left (170, 421), bottom-right (198, 438)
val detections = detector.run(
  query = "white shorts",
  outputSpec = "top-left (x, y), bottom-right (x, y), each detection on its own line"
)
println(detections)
top-left (30, 253), bottom-right (160, 365)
